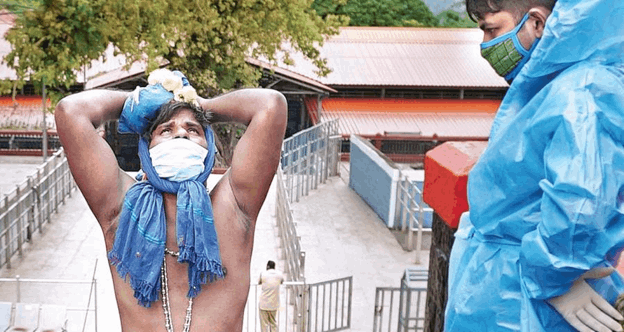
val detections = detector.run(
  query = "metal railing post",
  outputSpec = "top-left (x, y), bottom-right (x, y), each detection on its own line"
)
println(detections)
top-left (0, 148), bottom-right (76, 273)
top-left (16, 275), bottom-right (21, 302)
top-left (36, 169), bottom-right (43, 233)
top-left (408, 185), bottom-right (414, 252)
top-left (95, 279), bottom-right (98, 332)
top-left (301, 284), bottom-right (309, 332)
top-left (16, 185), bottom-right (22, 257)
top-left (53, 156), bottom-right (59, 213)
top-left (416, 189), bottom-right (424, 265)
top-left (3, 195), bottom-right (10, 269)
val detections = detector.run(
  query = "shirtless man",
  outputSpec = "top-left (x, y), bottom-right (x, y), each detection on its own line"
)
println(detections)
top-left (54, 70), bottom-right (287, 331)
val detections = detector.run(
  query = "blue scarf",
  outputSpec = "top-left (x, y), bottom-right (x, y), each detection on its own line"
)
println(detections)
top-left (108, 126), bottom-right (224, 307)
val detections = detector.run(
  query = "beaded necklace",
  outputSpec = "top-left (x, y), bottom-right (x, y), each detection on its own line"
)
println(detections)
top-left (161, 249), bottom-right (193, 332)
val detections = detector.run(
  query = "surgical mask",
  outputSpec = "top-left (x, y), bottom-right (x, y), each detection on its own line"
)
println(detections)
top-left (149, 138), bottom-right (208, 182)
top-left (480, 13), bottom-right (540, 83)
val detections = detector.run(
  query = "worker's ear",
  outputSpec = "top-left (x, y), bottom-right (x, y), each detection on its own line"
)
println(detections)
top-left (526, 7), bottom-right (551, 39)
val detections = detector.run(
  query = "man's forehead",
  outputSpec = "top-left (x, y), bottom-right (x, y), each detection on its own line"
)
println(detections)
top-left (478, 10), bottom-right (516, 28)
top-left (158, 110), bottom-right (201, 126)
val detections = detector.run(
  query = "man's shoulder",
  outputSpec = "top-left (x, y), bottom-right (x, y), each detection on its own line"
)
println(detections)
top-left (549, 62), bottom-right (624, 93)
top-left (266, 269), bottom-right (284, 277)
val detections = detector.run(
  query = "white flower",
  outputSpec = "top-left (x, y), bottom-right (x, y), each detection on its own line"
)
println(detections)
top-left (161, 76), bottom-right (183, 92)
top-left (147, 69), bottom-right (183, 92)
top-left (147, 69), bottom-right (169, 85)
top-left (174, 86), bottom-right (199, 107)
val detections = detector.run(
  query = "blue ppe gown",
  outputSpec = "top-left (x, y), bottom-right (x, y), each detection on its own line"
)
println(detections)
top-left (445, 0), bottom-right (624, 331)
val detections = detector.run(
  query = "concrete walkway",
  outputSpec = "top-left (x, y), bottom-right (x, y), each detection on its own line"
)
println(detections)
top-left (291, 166), bottom-right (429, 332)
top-left (0, 168), bottom-right (122, 331)
top-left (0, 156), bottom-right (44, 194)
top-left (0, 158), bottom-right (428, 332)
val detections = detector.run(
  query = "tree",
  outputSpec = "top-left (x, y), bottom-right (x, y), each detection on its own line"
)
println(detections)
top-left (437, 9), bottom-right (477, 28)
top-left (3, 0), bottom-right (344, 164)
top-left (312, 0), bottom-right (438, 27)
top-left (1, 0), bottom-right (41, 15)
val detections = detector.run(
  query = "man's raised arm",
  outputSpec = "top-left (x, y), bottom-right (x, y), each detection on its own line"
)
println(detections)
top-left (55, 90), bottom-right (133, 227)
top-left (198, 88), bottom-right (287, 220)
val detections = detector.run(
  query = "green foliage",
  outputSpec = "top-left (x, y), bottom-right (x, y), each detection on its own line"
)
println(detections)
top-left (4, 0), bottom-right (117, 102)
top-left (4, 0), bottom-right (343, 100)
top-left (437, 9), bottom-right (477, 28)
top-left (312, 0), bottom-right (477, 28)
top-left (313, 0), bottom-right (438, 27)
top-left (0, 0), bottom-right (42, 14)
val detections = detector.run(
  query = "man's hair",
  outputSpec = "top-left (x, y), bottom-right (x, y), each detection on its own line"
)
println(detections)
top-left (466, 0), bottom-right (556, 22)
top-left (144, 100), bottom-right (212, 141)
top-left (267, 260), bottom-right (276, 270)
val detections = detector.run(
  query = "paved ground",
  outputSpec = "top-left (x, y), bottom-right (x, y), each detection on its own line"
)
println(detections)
top-left (292, 165), bottom-right (429, 331)
top-left (0, 155), bottom-right (44, 195)
top-left (0, 158), bottom-right (429, 332)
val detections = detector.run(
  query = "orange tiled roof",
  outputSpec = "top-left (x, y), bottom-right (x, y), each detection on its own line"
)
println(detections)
top-left (0, 96), bottom-right (54, 130)
top-left (308, 97), bottom-right (499, 139)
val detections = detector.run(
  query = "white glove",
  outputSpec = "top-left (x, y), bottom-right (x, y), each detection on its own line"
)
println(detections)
top-left (549, 267), bottom-right (624, 332)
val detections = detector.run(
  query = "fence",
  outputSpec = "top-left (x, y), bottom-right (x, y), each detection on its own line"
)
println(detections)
top-left (307, 276), bottom-right (352, 332)
top-left (0, 130), bottom-right (61, 156)
top-left (274, 120), bottom-right (343, 332)
top-left (373, 268), bottom-right (428, 332)
top-left (0, 276), bottom-right (98, 332)
top-left (281, 119), bottom-right (340, 203)
top-left (395, 172), bottom-right (433, 264)
top-left (373, 287), bottom-right (427, 332)
top-left (243, 281), bottom-right (306, 332)
top-left (275, 168), bottom-right (308, 332)
top-left (242, 276), bottom-right (352, 332)
top-left (0, 148), bottom-right (75, 269)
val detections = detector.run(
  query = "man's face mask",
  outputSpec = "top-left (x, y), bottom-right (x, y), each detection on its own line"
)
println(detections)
top-left (149, 138), bottom-right (208, 182)
top-left (480, 13), bottom-right (540, 83)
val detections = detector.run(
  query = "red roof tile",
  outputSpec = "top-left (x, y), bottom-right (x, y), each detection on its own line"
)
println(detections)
top-left (310, 97), bottom-right (498, 139)
top-left (0, 96), bottom-right (54, 130)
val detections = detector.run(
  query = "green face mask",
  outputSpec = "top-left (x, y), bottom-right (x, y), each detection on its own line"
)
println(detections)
top-left (480, 13), bottom-right (539, 83)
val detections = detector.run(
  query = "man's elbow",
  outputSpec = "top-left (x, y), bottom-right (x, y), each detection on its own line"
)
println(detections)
top-left (54, 97), bottom-right (73, 126)
top-left (264, 89), bottom-right (288, 127)
top-left (55, 95), bottom-right (82, 119)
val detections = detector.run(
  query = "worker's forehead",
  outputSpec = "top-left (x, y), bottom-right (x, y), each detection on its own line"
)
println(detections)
top-left (478, 11), bottom-right (517, 29)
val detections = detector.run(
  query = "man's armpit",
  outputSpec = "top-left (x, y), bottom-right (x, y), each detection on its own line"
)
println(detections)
top-left (235, 203), bottom-right (253, 237)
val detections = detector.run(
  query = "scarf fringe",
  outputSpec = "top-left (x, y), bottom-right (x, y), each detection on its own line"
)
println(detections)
top-left (183, 253), bottom-right (226, 298)
top-left (108, 251), bottom-right (161, 307)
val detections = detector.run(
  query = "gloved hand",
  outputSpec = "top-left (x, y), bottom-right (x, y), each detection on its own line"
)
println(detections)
top-left (118, 69), bottom-right (195, 135)
top-left (549, 267), bottom-right (624, 332)
top-left (118, 83), bottom-right (174, 134)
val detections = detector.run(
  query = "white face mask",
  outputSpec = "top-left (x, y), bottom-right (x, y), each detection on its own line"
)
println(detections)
top-left (149, 138), bottom-right (208, 182)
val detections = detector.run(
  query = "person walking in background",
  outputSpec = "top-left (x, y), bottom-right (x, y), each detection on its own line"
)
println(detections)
top-left (258, 260), bottom-right (284, 332)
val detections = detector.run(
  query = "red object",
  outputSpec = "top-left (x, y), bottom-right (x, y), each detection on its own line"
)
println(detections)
top-left (423, 141), bottom-right (487, 229)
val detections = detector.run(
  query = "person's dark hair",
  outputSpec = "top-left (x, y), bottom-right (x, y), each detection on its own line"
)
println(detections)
top-left (466, 0), bottom-right (556, 22)
top-left (267, 260), bottom-right (276, 270)
top-left (144, 100), bottom-right (212, 141)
